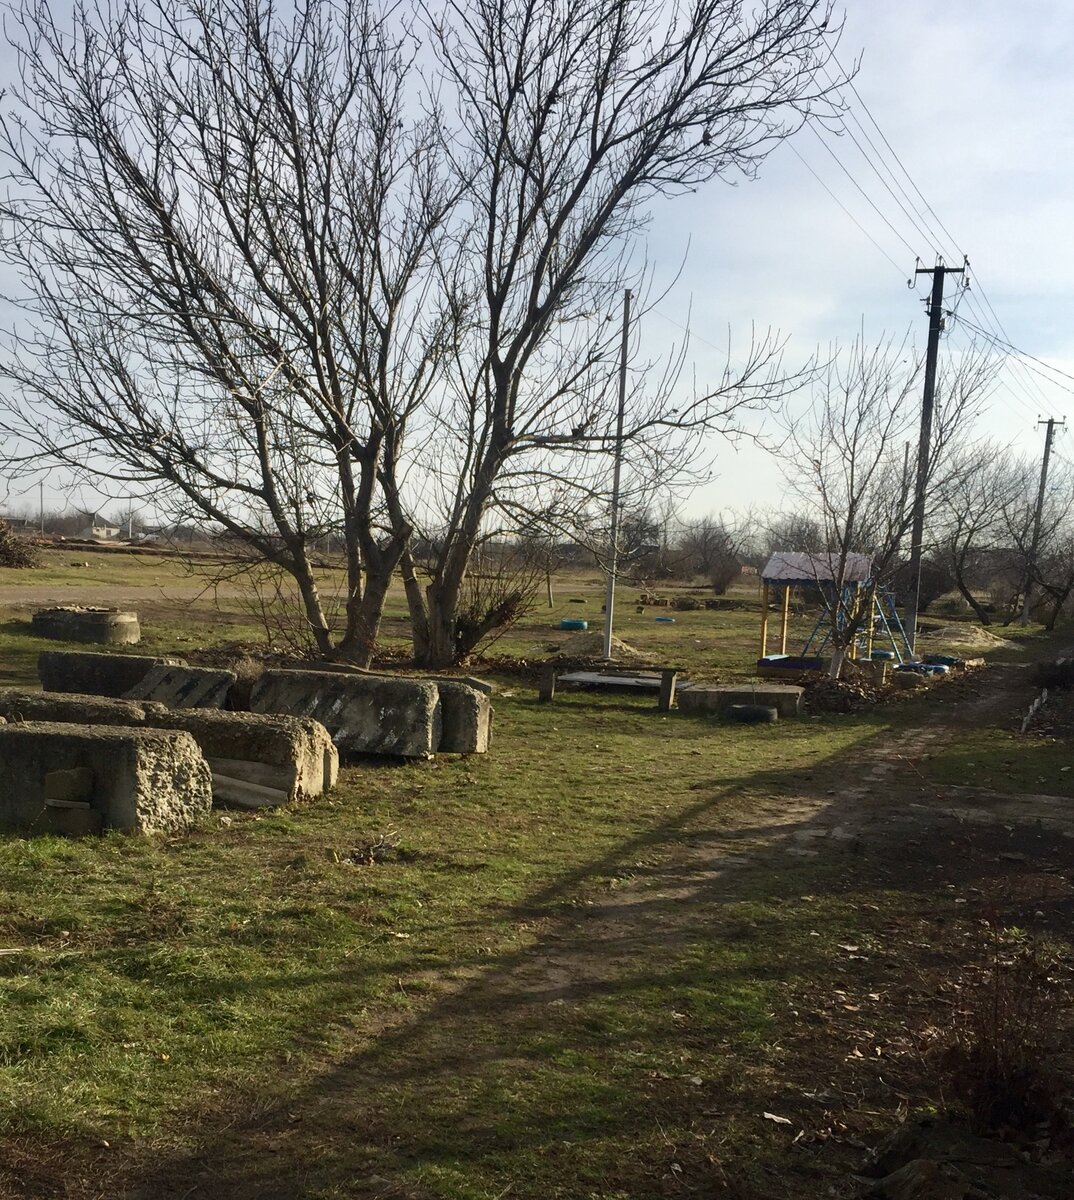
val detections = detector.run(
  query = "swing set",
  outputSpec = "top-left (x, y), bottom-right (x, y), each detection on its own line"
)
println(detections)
top-left (757, 551), bottom-right (913, 669)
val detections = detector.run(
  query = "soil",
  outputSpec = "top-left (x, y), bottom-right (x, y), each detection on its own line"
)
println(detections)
top-left (3, 662), bottom-right (1073, 1199)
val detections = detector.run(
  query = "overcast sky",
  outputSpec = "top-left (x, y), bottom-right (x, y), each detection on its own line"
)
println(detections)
top-left (644, 0), bottom-right (1074, 518)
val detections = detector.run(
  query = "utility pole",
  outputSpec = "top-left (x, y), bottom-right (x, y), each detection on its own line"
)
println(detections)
top-left (38, 481), bottom-right (44, 535)
top-left (905, 259), bottom-right (965, 654)
top-left (1021, 416), bottom-right (1065, 624)
top-left (602, 288), bottom-right (632, 661)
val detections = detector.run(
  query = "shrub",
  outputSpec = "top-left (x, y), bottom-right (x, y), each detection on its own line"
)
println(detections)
top-left (0, 520), bottom-right (39, 568)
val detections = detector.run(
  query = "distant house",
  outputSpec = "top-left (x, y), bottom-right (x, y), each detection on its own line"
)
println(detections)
top-left (80, 515), bottom-right (122, 540)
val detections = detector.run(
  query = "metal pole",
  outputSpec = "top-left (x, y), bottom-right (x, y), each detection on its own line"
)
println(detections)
top-left (602, 288), bottom-right (632, 661)
top-left (38, 482), bottom-right (44, 534)
top-left (905, 261), bottom-right (962, 653)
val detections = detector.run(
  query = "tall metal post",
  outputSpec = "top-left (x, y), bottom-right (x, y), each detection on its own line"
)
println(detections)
top-left (905, 260), bottom-right (963, 653)
top-left (602, 289), bottom-right (632, 660)
top-left (1021, 417), bottom-right (1064, 624)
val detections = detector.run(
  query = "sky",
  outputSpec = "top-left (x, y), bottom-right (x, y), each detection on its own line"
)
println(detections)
top-left (641, 0), bottom-right (1074, 518)
top-left (4, 0), bottom-right (1074, 524)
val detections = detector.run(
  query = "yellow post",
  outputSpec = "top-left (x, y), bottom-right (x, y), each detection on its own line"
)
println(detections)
top-left (759, 580), bottom-right (770, 657)
top-left (779, 584), bottom-right (791, 654)
top-left (865, 583), bottom-right (876, 659)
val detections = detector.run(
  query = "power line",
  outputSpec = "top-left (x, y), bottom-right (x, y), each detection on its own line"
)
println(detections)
top-left (955, 315), bottom-right (1074, 393)
top-left (785, 143), bottom-right (908, 277)
top-left (806, 123), bottom-right (921, 259)
top-left (817, 50), bottom-right (1057, 415)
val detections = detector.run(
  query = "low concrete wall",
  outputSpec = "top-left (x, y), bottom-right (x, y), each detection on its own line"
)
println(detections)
top-left (251, 669), bottom-right (441, 758)
top-left (678, 683), bottom-right (805, 718)
top-left (0, 722), bottom-right (211, 834)
top-left (435, 681), bottom-right (493, 754)
top-left (38, 650), bottom-right (186, 698)
top-left (125, 665), bottom-right (237, 709)
top-left (141, 708), bottom-right (338, 806)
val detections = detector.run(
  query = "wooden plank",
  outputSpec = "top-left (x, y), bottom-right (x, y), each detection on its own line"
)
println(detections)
top-left (658, 669), bottom-right (678, 712)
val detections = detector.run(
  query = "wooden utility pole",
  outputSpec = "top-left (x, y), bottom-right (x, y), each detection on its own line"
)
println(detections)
top-left (1021, 416), bottom-right (1065, 624)
top-left (905, 259), bottom-right (964, 653)
top-left (602, 289), bottom-right (631, 661)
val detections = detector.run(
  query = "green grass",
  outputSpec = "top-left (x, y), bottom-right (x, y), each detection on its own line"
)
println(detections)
top-left (0, 553), bottom-right (1069, 1196)
top-left (921, 724), bottom-right (1074, 797)
top-left (0, 691), bottom-right (890, 1190)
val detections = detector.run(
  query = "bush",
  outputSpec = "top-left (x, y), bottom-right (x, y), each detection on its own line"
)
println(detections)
top-left (939, 925), bottom-right (1070, 1135)
top-left (0, 520), bottom-right (39, 568)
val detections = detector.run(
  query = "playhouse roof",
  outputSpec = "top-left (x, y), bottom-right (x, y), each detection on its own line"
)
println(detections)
top-left (760, 550), bottom-right (873, 586)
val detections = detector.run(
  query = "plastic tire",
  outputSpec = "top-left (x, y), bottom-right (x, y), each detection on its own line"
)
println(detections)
top-left (559, 618), bottom-right (588, 631)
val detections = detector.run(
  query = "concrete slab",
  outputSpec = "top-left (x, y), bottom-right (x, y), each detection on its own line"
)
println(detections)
top-left (435, 681), bottom-right (493, 754)
top-left (0, 722), bottom-right (211, 834)
top-left (678, 683), bottom-right (805, 718)
top-left (125, 665), bottom-right (236, 709)
top-left (0, 689), bottom-right (156, 727)
top-left (38, 650), bottom-right (186, 698)
top-left (141, 708), bottom-right (338, 806)
top-left (251, 669), bottom-right (441, 758)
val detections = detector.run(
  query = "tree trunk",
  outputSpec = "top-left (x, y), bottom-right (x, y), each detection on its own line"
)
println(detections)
top-left (336, 567), bottom-right (394, 667)
top-left (290, 548), bottom-right (334, 656)
top-left (952, 574), bottom-right (991, 626)
top-left (828, 644), bottom-right (847, 679)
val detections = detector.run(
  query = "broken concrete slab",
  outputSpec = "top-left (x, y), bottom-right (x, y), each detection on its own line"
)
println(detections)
top-left (0, 722), bottom-right (211, 834)
top-left (677, 683), bottom-right (805, 718)
top-left (250, 669), bottom-right (441, 758)
top-left (38, 650), bottom-right (186, 698)
top-left (125, 665), bottom-right (236, 709)
top-left (0, 689), bottom-right (156, 727)
top-left (0, 691), bottom-right (335, 809)
top-left (435, 681), bottom-right (493, 754)
top-left (140, 708), bottom-right (338, 806)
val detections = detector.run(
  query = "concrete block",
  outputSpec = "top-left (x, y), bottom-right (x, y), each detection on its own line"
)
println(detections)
top-left (31, 606), bottom-right (141, 644)
top-left (38, 650), bottom-right (186, 698)
top-left (125, 665), bottom-right (236, 709)
top-left (0, 689), bottom-right (154, 727)
top-left (677, 683), bottom-right (805, 718)
top-left (140, 708), bottom-right (338, 806)
top-left (0, 723), bottom-right (211, 834)
top-left (44, 767), bottom-right (94, 801)
top-left (251, 669), bottom-right (441, 758)
top-left (429, 674), bottom-right (495, 696)
top-left (434, 681), bottom-right (493, 754)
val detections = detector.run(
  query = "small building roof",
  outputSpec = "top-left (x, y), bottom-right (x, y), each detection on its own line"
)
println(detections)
top-left (761, 550), bottom-right (873, 586)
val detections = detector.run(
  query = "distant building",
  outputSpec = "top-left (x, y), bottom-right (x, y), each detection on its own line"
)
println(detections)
top-left (80, 515), bottom-right (122, 540)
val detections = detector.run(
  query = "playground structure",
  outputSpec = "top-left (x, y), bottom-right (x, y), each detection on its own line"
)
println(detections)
top-left (757, 551), bottom-right (913, 670)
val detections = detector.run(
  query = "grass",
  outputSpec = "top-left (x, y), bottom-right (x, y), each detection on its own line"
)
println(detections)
top-left (0, 688), bottom-right (892, 1194)
top-left (0, 549), bottom-right (1070, 1197)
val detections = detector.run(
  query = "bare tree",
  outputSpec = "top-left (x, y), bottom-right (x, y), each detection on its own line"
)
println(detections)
top-left (0, 0), bottom-right (455, 664)
top-left (932, 446), bottom-right (1023, 624)
top-left (0, 0), bottom-right (842, 668)
top-left (777, 334), bottom-right (991, 675)
top-left (999, 458), bottom-right (1074, 629)
top-left (391, 0), bottom-right (843, 665)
